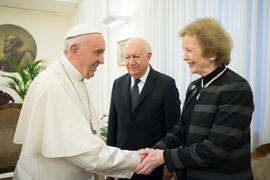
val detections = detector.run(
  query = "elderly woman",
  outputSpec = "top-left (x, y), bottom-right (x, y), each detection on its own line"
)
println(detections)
top-left (135, 17), bottom-right (254, 180)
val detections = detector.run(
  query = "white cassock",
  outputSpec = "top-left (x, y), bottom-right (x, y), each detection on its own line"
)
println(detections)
top-left (13, 56), bottom-right (140, 180)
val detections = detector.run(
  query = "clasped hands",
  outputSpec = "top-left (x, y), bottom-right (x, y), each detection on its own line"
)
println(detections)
top-left (134, 148), bottom-right (164, 175)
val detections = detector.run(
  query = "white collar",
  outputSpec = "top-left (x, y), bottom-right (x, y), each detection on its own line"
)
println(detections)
top-left (60, 56), bottom-right (84, 81)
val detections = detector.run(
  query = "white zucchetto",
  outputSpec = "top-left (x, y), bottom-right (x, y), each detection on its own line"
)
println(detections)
top-left (65, 24), bottom-right (101, 39)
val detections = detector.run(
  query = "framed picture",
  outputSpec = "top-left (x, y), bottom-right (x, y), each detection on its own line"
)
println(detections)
top-left (117, 38), bottom-right (130, 66)
top-left (0, 24), bottom-right (37, 72)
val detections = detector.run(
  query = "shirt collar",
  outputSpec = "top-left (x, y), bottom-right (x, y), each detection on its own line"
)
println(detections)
top-left (60, 56), bottom-right (84, 81)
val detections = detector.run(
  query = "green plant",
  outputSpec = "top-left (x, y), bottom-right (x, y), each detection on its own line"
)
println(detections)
top-left (1, 57), bottom-right (46, 102)
top-left (99, 114), bottom-right (108, 141)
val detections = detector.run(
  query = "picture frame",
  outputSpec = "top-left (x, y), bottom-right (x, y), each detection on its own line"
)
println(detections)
top-left (0, 24), bottom-right (37, 73)
top-left (117, 38), bottom-right (130, 66)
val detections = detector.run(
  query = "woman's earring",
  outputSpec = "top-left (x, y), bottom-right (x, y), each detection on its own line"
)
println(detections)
top-left (210, 57), bottom-right (215, 61)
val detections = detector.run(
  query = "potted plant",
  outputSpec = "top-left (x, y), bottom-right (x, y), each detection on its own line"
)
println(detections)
top-left (1, 57), bottom-right (46, 103)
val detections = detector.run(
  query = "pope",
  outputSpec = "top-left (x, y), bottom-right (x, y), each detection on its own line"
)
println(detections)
top-left (13, 24), bottom-right (141, 180)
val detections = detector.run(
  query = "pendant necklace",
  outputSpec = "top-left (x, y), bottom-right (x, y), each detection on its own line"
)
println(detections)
top-left (196, 67), bottom-right (227, 100)
top-left (59, 59), bottom-right (97, 134)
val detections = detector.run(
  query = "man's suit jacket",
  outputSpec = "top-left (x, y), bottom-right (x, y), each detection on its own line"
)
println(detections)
top-left (107, 67), bottom-right (180, 180)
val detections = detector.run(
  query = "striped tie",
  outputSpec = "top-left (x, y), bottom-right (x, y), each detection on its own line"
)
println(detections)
top-left (131, 79), bottom-right (140, 112)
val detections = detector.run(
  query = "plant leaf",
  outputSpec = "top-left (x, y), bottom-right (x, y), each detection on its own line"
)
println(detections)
top-left (2, 58), bottom-right (46, 102)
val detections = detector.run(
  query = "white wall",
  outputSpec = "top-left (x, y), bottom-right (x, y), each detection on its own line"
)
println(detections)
top-left (98, 0), bottom-right (151, 117)
top-left (0, 6), bottom-right (75, 102)
top-left (107, 0), bottom-right (147, 84)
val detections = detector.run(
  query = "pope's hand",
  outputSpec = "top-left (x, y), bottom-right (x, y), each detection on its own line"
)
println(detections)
top-left (138, 149), bottom-right (147, 161)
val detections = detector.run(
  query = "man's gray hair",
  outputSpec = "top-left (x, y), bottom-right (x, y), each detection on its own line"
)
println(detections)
top-left (125, 38), bottom-right (152, 56)
top-left (64, 35), bottom-right (85, 55)
top-left (64, 40), bottom-right (70, 54)
top-left (144, 41), bottom-right (152, 54)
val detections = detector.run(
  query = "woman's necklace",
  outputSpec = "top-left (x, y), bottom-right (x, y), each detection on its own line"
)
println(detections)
top-left (196, 67), bottom-right (227, 100)
top-left (59, 59), bottom-right (97, 134)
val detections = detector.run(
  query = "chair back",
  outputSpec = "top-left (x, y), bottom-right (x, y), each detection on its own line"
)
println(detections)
top-left (0, 90), bottom-right (22, 174)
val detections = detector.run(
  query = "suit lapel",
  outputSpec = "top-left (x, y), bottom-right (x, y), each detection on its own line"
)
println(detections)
top-left (134, 67), bottom-right (156, 110)
top-left (123, 74), bottom-right (131, 109)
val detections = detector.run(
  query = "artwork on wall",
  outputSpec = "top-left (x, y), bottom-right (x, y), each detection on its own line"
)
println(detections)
top-left (0, 24), bottom-right (37, 73)
top-left (117, 38), bottom-right (130, 66)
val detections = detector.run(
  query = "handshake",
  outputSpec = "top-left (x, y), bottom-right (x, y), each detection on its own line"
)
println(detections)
top-left (106, 148), bottom-right (174, 180)
top-left (134, 148), bottom-right (165, 174)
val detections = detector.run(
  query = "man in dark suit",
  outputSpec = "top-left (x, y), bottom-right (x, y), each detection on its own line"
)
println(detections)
top-left (107, 38), bottom-right (181, 180)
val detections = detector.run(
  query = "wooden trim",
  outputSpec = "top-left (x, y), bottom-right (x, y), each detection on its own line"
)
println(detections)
top-left (0, 103), bottom-right (22, 110)
top-left (251, 143), bottom-right (270, 160)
